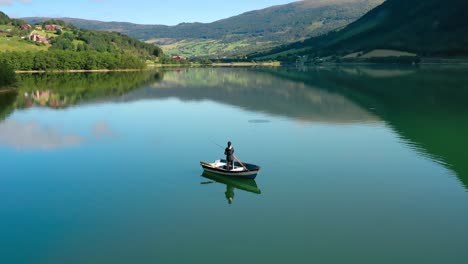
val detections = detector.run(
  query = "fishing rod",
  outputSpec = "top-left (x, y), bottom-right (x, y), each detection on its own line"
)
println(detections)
top-left (210, 140), bottom-right (224, 150)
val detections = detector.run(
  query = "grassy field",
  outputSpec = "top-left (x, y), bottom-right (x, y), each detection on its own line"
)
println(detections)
top-left (0, 25), bottom-right (15, 30)
top-left (0, 27), bottom-right (71, 52)
top-left (162, 39), bottom-right (224, 57)
top-left (161, 39), bottom-right (263, 58)
top-left (0, 35), bottom-right (49, 52)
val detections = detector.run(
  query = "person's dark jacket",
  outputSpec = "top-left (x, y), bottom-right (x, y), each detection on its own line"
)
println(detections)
top-left (224, 147), bottom-right (234, 161)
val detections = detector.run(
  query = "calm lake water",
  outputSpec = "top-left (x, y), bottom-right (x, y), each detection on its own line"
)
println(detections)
top-left (1, 66), bottom-right (468, 264)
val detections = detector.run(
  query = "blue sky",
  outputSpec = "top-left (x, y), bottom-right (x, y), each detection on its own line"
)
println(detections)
top-left (0, 0), bottom-right (298, 25)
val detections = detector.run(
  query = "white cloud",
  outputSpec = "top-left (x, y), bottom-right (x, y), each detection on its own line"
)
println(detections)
top-left (0, 0), bottom-right (31, 6)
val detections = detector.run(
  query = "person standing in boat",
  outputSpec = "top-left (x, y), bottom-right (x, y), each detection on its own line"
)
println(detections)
top-left (224, 141), bottom-right (235, 170)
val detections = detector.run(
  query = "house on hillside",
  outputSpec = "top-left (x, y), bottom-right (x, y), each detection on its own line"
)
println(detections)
top-left (35, 25), bottom-right (43, 30)
top-left (172, 55), bottom-right (186, 61)
top-left (30, 34), bottom-right (49, 44)
top-left (45, 25), bottom-right (55, 31)
top-left (20, 24), bottom-right (32, 30)
top-left (54, 25), bottom-right (63, 34)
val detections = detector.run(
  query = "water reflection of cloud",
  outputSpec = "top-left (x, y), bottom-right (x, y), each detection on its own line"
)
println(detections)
top-left (0, 121), bottom-right (82, 150)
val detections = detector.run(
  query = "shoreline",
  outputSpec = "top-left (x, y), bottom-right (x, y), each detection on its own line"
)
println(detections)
top-left (148, 62), bottom-right (282, 67)
top-left (211, 62), bottom-right (281, 67)
top-left (14, 63), bottom-right (282, 73)
top-left (15, 69), bottom-right (145, 74)
top-left (11, 61), bottom-right (468, 74)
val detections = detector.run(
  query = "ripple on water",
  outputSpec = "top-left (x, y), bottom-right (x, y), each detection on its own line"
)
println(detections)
top-left (248, 119), bottom-right (271, 124)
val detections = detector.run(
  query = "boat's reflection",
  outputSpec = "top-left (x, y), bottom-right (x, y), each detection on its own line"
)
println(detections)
top-left (201, 171), bottom-right (261, 204)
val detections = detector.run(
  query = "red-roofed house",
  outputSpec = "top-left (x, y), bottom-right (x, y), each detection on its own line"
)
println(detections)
top-left (30, 34), bottom-right (49, 44)
top-left (172, 55), bottom-right (186, 61)
top-left (20, 24), bottom-right (32, 30)
top-left (45, 25), bottom-right (55, 31)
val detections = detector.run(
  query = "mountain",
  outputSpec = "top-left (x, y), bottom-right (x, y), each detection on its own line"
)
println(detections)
top-left (23, 0), bottom-right (384, 58)
top-left (252, 0), bottom-right (468, 60)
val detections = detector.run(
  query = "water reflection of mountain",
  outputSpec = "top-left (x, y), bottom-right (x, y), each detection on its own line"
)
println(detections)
top-left (2, 69), bottom-right (380, 125)
top-left (117, 68), bottom-right (379, 124)
top-left (263, 66), bottom-right (468, 189)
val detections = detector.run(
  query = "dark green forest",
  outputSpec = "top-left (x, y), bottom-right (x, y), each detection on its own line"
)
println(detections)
top-left (49, 28), bottom-right (162, 59)
top-left (0, 51), bottom-right (146, 71)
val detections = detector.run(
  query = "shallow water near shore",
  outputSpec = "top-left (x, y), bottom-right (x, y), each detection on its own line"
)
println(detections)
top-left (1, 66), bottom-right (468, 264)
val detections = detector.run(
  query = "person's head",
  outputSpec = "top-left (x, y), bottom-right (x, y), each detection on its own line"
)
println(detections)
top-left (227, 141), bottom-right (232, 147)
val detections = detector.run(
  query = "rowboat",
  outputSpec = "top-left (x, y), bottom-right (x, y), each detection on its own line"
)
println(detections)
top-left (200, 159), bottom-right (260, 179)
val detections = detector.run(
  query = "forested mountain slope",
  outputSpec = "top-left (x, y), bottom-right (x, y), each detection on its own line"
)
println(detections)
top-left (252, 0), bottom-right (468, 60)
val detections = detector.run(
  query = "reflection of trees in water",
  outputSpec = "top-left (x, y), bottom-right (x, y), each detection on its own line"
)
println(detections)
top-left (126, 68), bottom-right (379, 124)
top-left (264, 66), bottom-right (468, 189)
top-left (0, 91), bottom-right (17, 122)
top-left (14, 71), bottom-right (164, 109)
top-left (0, 71), bottom-right (164, 122)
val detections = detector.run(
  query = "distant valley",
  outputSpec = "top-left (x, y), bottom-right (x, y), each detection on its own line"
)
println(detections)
top-left (23, 0), bottom-right (384, 58)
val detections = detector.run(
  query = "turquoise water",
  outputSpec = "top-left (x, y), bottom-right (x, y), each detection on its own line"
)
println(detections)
top-left (1, 67), bottom-right (468, 263)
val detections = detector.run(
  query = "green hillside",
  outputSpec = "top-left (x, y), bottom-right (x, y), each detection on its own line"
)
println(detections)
top-left (252, 0), bottom-right (468, 61)
top-left (1, 12), bottom-right (164, 70)
top-left (1, 16), bottom-right (162, 58)
top-left (23, 0), bottom-right (383, 58)
top-left (0, 11), bottom-right (10, 24)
